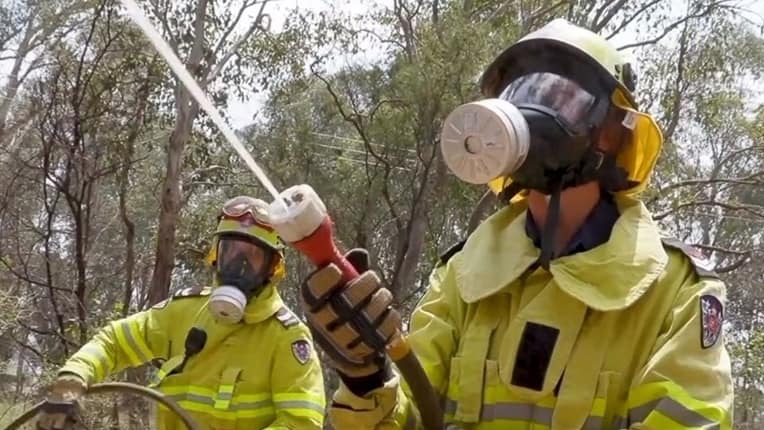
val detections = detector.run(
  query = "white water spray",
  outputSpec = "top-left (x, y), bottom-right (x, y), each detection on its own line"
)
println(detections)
top-left (119, 0), bottom-right (285, 209)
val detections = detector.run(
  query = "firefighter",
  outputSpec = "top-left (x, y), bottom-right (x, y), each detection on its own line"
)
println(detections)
top-left (36, 196), bottom-right (325, 430)
top-left (299, 19), bottom-right (733, 429)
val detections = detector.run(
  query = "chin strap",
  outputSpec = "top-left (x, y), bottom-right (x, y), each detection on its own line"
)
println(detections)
top-left (538, 183), bottom-right (562, 270)
top-left (499, 180), bottom-right (562, 270)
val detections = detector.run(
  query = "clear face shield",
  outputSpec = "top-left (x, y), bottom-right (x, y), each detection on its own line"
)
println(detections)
top-left (499, 72), bottom-right (599, 134)
top-left (216, 236), bottom-right (271, 287)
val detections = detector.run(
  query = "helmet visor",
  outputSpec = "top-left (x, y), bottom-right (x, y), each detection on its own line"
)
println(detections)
top-left (217, 236), bottom-right (270, 279)
top-left (499, 72), bottom-right (597, 129)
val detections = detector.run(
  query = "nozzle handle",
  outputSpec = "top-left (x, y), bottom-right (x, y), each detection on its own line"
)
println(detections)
top-left (269, 184), bottom-right (358, 284)
top-left (291, 216), bottom-right (359, 284)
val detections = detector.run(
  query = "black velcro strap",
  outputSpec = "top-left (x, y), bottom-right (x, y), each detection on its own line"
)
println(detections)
top-left (328, 285), bottom-right (387, 352)
top-left (538, 186), bottom-right (562, 270)
top-left (511, 322), bottom-right (559, 391)
top-left (338, 360), bottom-right (391, 397)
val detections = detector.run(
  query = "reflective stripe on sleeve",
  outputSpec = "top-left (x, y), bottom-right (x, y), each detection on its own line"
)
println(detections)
top-left (77, 343), bottom-right (115, 381)
top-left (627, 382), bottom-right (729, 430)
top-left (114, 320), bottom-right (152, 365)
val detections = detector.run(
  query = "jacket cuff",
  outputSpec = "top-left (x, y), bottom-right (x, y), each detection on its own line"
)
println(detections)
top-left (330, 373), bottom-right (401, 428)
top-left (58, 366), bottom-right (91, 386)
top-left (338, 361), bottom-right (391, 397)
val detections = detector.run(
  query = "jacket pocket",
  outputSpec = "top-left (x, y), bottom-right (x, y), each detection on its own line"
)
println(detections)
top-left (484, 359), bottom-right (552, 429)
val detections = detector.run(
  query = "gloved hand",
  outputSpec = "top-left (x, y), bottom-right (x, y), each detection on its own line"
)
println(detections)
top-left (301, 248), bottom-right (401, 380)
top-left (36, 373), bottom-right (87, 430)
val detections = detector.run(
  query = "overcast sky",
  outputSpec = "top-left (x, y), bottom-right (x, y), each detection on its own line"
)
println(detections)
top-left (2, 0), bottom-right (763, 129)
top-left (218, 0), bottom-right (764, 128)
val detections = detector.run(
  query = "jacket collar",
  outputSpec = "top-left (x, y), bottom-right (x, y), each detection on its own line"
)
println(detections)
top-left (454, 195), bottom-right (667, 310)
top-left (241, 283), bottom-right (284, 324)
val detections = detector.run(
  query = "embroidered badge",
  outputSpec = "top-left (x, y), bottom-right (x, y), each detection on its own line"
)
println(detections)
top-left (291, 340), bottom-right (312, 365)
top-left (700, 295), bottom-right (723, 349)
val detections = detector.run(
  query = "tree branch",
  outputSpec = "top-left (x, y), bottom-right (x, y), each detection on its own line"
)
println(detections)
top-left (617, 2), bottom-right (728, 50)
top-left (653, 200), bottom-right (764, 221)
top-left (605, 0), bottom-right (662, 39)
top-left (690, 243), bottom-right (753, 256)
top-left (716, 256), bottom-right (751, 274)
top-left (205, 0), bottom-right (270, 85)
top-left (15, 318), bottom-right (78, 347)
top-left (648, 172), bottom-right (764, 206)
top-left (592, 0), bottom-right (629, 31)
top-left (147, 0), bottom-right (178, 50)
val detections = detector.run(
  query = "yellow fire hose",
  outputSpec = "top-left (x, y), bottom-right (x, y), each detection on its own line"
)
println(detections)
top-left (4, 382), bottom-right (202, 430)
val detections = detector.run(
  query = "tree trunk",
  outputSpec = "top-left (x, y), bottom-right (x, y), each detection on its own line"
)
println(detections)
top-left (119, 78), bottom-right (149, 314)
top-left (146, 0), bottom-right (208, 306)
top-left (13, 331), bottom-right (25, 400)
top-left (393, 146), bottom-right (448, 298)
top-left (146, 101), bottom-right (194, 306)
top-left (0, 18), bottom-right (34, 136)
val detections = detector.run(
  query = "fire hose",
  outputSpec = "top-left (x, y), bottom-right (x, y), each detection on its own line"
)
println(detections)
top-left (117, 1), bottom-right (446, 428)
top-left (3, 382), bottom-right (202, 430)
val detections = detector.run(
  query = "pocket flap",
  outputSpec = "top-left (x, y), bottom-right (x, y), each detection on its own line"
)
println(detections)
top-left (499, 282), bottom-right (587, 401)
top-left (215, 367), bottom-right (243, 410)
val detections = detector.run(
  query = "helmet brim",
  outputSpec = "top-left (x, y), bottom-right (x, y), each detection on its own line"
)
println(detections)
top-left (479, 37), bottom-right (637, 109)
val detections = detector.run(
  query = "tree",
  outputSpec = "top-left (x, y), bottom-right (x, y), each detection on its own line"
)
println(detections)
top-left (144, 0), bottom-right (275, 306)
top-left (0, 0), bottom-right (95, 137)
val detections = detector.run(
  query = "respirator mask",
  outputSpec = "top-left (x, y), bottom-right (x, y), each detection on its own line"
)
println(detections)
top-left (441, 72), bottom-right (629, 266)
top-left (208, 196), bottom-right (282, 324)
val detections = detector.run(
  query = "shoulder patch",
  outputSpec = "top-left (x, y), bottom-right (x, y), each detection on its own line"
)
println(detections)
top-left (701, 295), bottom-right (723, 348)
top-left (275, 307), bottom-right (300, 328)
top-left (661, 238), bottom-right (719, 279)
top-left (173, 286), bottom-right (211, 298)
top-left (291, 339), bottom-right (312, 365)
top-left (153, 286), bottom-right (210, 309)
top-left (439, 239), bottom-right (466, 266)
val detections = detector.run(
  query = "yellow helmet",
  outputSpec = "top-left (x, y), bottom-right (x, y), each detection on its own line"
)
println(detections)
top-left (205, 196), bottom-right (285, 277)
top-left (480, 19), bottom-right (663, 196)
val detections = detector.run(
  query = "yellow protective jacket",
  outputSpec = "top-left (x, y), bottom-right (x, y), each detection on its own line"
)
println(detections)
top-left (60, 284), bottom-right (325, 430)
top-left (330, 195), bottom-right (733, 430)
